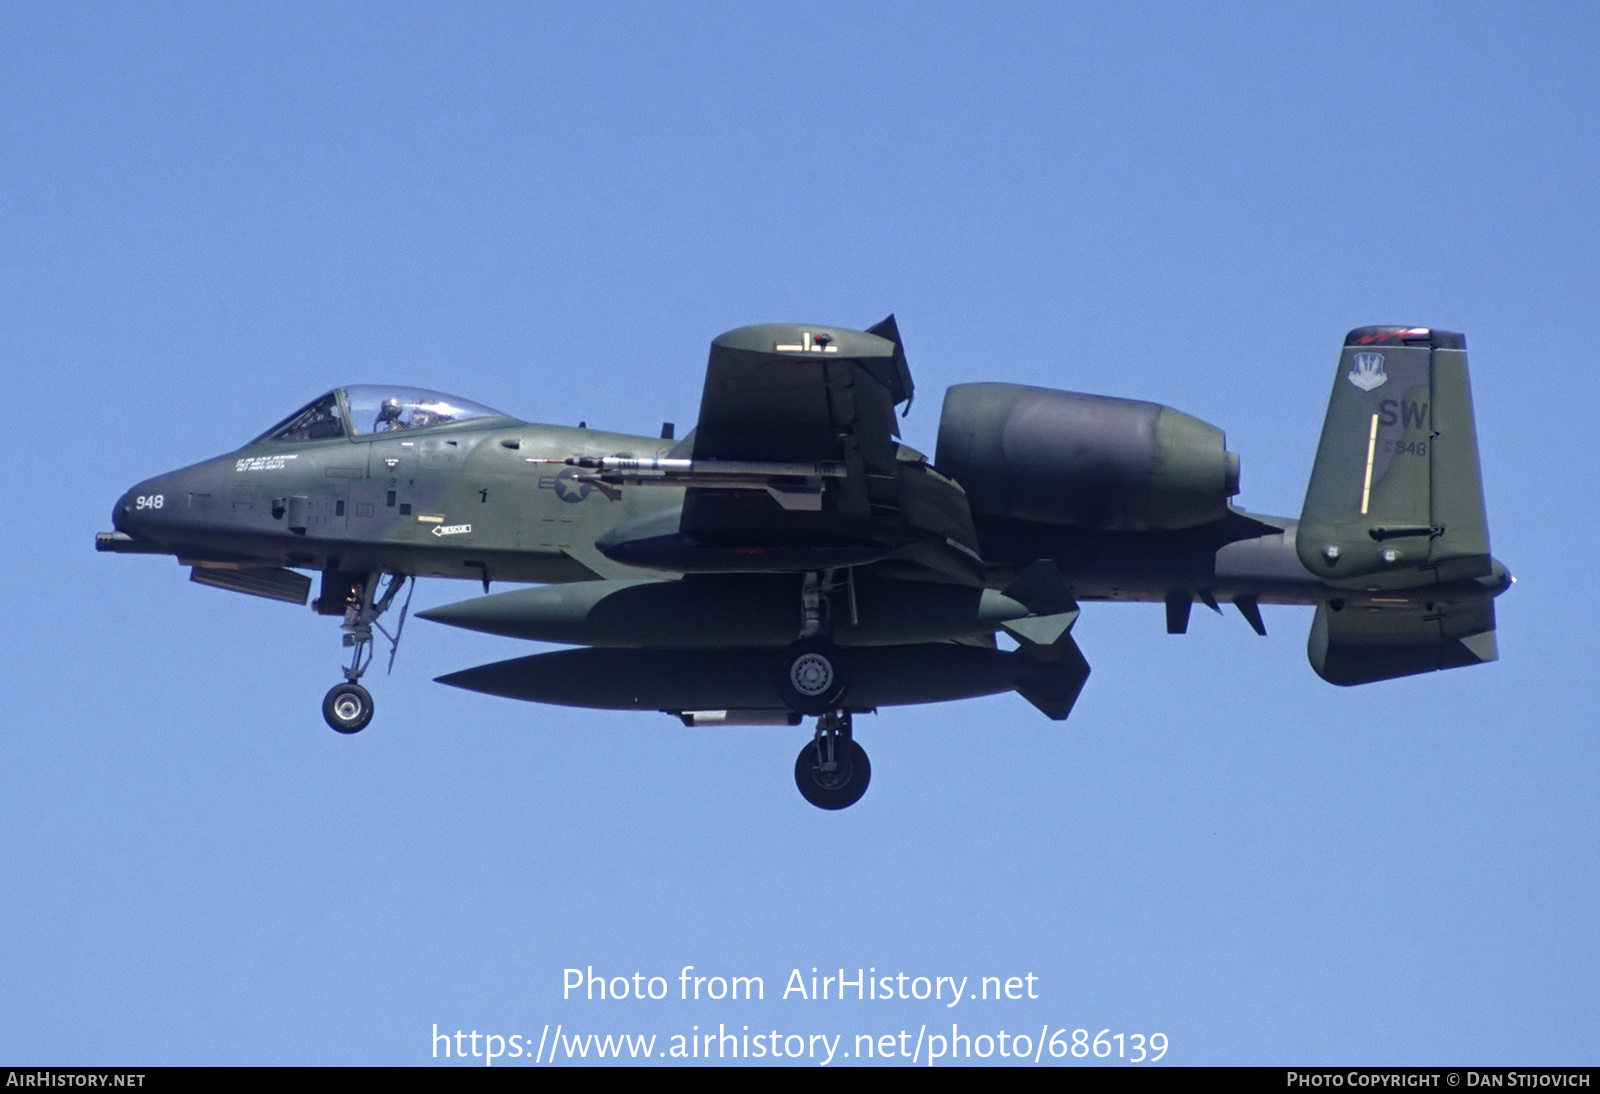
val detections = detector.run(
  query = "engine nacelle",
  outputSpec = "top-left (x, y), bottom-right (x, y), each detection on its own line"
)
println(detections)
top-left (935, 383), bottom-right (1240, 531)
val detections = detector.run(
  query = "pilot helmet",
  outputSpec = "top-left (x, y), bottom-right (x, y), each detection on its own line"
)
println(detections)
top-left (377, 397), bottom-right (403, 422)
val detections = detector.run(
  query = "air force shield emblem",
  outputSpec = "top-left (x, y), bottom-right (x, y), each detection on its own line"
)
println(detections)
top-left (1347, 352), bottom-right (1388, 392)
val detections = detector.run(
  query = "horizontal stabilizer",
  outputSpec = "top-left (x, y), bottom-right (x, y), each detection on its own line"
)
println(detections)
top-left (1308, 600), bottom-right (1497, 686)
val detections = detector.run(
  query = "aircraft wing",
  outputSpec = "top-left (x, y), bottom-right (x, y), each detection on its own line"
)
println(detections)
top-left (593, 317), bottom-right (984, 583)
top-left (688, 316), bottom-right (910, 518)
top-left (692, 317), bottom-right (912, 451)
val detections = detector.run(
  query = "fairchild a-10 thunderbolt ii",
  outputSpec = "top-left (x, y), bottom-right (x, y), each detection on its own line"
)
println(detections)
top-left (100, 317), bottom-right (1509, 809)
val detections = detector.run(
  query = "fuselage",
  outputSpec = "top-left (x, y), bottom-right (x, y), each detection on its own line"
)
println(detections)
top-left (104, 385), bottom-right (1510, 626)
top-left (111, 413), bottom-right (681, 586)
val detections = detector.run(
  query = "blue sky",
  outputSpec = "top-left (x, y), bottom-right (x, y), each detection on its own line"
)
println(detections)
top-left (2, 1), bottom-right (1595, 1066)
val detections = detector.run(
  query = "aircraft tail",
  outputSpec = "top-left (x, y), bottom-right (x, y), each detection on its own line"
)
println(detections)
top-left (1297, 326), bottom-right (1502, 685)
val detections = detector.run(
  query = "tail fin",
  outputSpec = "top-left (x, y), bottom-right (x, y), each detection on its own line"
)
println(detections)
top-left (1298, 326), bottom-right (1501, 684)
top-left (1298, 326), bottom-right (1491, 583)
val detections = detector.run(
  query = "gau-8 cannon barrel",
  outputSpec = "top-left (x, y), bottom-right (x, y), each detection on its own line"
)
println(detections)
top-left (528, 455), bottom-right (849, 509)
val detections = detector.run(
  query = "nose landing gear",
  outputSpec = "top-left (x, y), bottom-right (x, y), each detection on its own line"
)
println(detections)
top-left (323, 682), bottom-right (373, 733)
top-left (794, 710), bottom-right (871, 810)
top-left (318, 571), bottom-right (412, 734)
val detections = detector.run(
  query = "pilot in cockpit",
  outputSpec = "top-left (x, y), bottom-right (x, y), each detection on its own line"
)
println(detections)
top-left (376, 397), bottom-right (407, 432)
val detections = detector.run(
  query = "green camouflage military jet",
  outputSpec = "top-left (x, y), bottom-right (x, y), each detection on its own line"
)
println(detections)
top-left (100, 318), bottom-right (1510, 809)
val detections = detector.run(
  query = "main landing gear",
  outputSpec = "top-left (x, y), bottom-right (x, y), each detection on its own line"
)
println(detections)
top-left (318, 571), bottom-right (412, 734)
top-left (778, 636), bottom-right (849, 713)
top-left (777, 568), bottom-right (851, 711)
top-left (794, 711), bottom-right (871, 810)
top-left (781, 570), bottom-right (871, 809)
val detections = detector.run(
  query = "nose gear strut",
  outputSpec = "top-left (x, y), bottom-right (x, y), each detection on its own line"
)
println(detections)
top-left (321, 571), bottom-right (413, 733)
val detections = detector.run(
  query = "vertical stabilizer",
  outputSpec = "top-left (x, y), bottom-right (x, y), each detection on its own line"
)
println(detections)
top-left (1298, 327), bottom-right (1502, 685)
top-left (1297, 327), bottom-right (1491, 586)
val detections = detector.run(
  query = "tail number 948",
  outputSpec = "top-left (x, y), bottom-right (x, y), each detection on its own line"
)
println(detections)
top-left (135, 494), bottom-right (165, 510)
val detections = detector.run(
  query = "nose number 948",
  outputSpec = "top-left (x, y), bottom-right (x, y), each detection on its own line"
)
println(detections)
top-left (135, 494), bottom-right (164, 510)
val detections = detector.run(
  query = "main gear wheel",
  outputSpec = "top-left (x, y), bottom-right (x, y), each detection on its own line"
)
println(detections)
top-left (777, 637), bottom-right (849, 714)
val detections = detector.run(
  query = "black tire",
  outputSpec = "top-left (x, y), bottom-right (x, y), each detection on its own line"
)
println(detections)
top-left (323, 683), bottom-right (374, 734)
top-left (794, 736), bottom-right (871, 810)
top-left (777, 637), bottom-right (848, 714)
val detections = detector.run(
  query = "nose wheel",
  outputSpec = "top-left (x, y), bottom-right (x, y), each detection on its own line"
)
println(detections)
top-left (323, 682), bottom-right (374, 733)
top-left (794, 711), bottom-right (871, 810)
top-left (317, 571), bottom-right (411, 734)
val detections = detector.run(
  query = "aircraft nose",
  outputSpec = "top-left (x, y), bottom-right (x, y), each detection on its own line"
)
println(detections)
top-left (112, 477), bottom-right (169, 535)
top-left (112, 457), bottom-right (230, 539)
top-left (112, 488), bottom-right (134, 531)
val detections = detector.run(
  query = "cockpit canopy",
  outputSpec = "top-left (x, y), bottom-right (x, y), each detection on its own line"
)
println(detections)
top-left (255, 386), bottom-right (513, 443)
